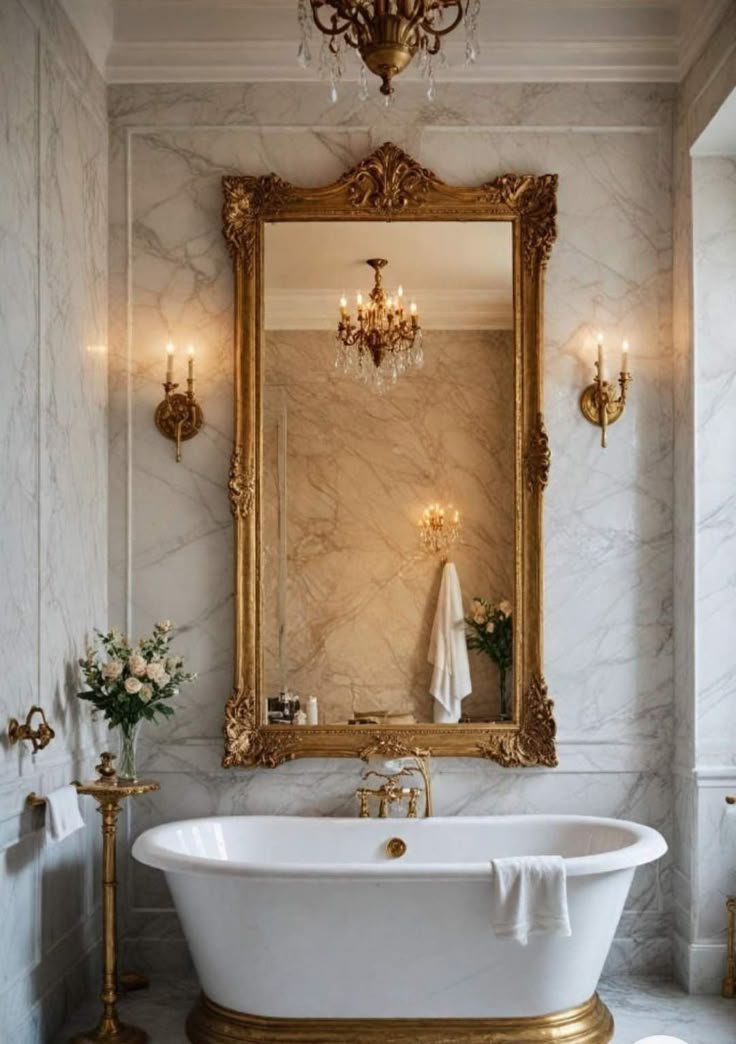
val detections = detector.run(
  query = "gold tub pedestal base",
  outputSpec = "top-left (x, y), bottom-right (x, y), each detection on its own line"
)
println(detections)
top-left (187, 992), bottom-right (614, 1044)
top-left (70, 1022), bottom-right (147, 1044)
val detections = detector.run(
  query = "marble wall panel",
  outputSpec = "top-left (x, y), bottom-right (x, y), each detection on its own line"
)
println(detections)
top-left (693, 156), bottom-right (736, 767)
top-left (669, 2), bottom-right (736, 993)
top-left (108, 82), bottom-right (675, 975)
top-left (0, 1), bottom-right (108, 1040)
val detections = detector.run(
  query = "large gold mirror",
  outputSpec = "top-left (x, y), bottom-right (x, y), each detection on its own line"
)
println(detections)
top-left (222, 143), bottom-right (558, 768)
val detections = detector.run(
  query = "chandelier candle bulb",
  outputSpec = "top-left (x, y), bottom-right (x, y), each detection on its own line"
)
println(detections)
top-left (187, 346), bottom-right (195, 382)
top-left (621, 340), bottom-right (629, 374)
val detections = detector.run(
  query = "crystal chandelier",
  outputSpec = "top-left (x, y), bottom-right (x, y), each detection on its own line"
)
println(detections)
top-left (297, 1), bottom-right (481, 101)
top-left (335, 258), bottom-right (423, 391)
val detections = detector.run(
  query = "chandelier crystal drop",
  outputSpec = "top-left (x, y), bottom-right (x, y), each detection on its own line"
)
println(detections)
top-left (334, 258), bottom-right (423, 392)
top-left (297, 0), bottom-right (481, 101)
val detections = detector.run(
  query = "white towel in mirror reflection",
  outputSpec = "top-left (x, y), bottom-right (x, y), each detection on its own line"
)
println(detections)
top-left (428, 561), bottom-right (472, 723)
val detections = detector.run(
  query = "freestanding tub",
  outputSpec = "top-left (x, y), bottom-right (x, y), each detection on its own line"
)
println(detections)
top-left (133, 814), bottom-right (666, 1043)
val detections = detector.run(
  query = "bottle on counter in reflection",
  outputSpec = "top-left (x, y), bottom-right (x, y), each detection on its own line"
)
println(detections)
top-left (306, 695), bottom-right (319, 726)
top-left (267, 690), bottom-right (300, 724)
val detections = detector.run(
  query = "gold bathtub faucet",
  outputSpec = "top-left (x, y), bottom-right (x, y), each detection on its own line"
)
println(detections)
top-left (356, 755), bottom-right (433, 818)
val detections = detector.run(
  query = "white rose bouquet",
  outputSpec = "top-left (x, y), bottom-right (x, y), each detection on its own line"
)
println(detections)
top-left (77, 621), bottom-right (195, 778)
top-left (464, 598), bottom-right (513, 719)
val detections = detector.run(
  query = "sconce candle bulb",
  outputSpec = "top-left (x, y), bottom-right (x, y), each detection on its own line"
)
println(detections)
top-left (166, 342), bottom-right (175, 382)
top-left (580, 331), bottom-right (633, 448)
top-left (154, 341), bottom-right (204, 462)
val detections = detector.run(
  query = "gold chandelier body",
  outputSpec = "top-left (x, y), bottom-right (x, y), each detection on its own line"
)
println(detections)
top-left (308, 1), bottom-right (467, 95)
top-left (335, 258), bottom-right (422, 389)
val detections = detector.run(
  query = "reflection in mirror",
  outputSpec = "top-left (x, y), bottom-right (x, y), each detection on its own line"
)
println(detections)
top-left (263, 221), bottom-right (514, 728)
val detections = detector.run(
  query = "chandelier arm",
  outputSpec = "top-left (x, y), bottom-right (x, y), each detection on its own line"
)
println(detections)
top-left (309, 2), bottom-right (355, 39)
top-left (330, 0), bottom-right (376, 47)
top-left (419, 1), bottom-right (464, 39)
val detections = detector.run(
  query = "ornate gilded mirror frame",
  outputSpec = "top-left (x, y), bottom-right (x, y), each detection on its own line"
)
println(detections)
top-left (221, 143), bottom-right (558, 769)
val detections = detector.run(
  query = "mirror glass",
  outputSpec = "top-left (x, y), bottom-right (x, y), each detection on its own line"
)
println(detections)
top-left (263, 220), bottom-right (515, 727)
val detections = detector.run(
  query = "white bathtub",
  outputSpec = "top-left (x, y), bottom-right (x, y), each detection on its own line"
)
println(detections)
top-left (133, 814), bottom-right (665, 1024)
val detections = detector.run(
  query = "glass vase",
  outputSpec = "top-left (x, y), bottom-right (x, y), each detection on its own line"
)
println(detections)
top-left (498, 669), bottom-right (511, 721)
top-left (116, 721), bottom-right (141, 782)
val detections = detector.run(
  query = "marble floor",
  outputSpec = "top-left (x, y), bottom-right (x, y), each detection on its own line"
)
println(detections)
top-left (54, 977), bottom-right (736, 1044)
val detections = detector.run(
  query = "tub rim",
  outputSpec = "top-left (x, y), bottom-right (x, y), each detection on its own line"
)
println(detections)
top-left (132, 813), bottom-right (667, 881)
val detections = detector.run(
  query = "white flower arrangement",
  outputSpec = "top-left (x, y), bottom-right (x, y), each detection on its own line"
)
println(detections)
top-left (465, 597), bottom-right (513, 718)
top-left (78, 622), bottom-right (195, 731)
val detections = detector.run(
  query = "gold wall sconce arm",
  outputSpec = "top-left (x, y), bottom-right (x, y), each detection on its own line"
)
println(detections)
top-left (154, 345), bottom-right (204, 462)
top-left (580, 337), bottom-right (632, 448)
top-left (8, 705), bottom-right (55, 753)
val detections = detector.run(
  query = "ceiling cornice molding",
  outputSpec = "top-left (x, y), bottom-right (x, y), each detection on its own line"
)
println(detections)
top-left (107, 39), bottom-right (681, 85)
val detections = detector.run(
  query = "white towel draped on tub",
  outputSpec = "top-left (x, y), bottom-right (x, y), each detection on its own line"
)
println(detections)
top-left (428, 561), bottom-right (472, 723)
top-left (45, 785), bottom-right (85, 843)
top-left (490, 855), bottom-right (572, 945)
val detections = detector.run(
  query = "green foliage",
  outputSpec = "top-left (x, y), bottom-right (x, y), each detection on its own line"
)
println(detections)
top-left (77, 621), bottom-right (196, 732)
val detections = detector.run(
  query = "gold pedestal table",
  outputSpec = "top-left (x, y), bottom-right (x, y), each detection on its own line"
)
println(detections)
top-left (30, 753), bottom-right (160, 1044)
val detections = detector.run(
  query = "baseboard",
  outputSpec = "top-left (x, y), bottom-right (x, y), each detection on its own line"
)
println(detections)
top-left (672, 933), bottom-right (727, 994)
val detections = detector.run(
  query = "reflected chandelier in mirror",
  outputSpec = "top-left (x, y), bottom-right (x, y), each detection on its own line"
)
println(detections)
top-left (221, 142), bottom-right (558, 769)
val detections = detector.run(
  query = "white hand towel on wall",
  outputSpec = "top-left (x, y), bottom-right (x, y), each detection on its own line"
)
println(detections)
top-left (490, 855), bottom-right (572, 945)
top-left (45, 785), bottom-right (85, 843)
top-left (428, 561), bottom-right (472, 723)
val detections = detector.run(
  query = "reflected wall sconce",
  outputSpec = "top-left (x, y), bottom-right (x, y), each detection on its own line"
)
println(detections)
top-left (580, 333), bottom-right (632, 448)
top-left (419, 504), bottom-right (460, 561)
top-left (154, 343), bottom-right (204, 462)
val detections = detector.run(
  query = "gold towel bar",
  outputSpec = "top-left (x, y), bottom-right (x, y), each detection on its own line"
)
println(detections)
top-left (27, 786), bottom-right (83, 808)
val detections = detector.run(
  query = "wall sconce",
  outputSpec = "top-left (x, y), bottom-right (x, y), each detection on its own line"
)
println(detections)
top-left (419, 504), bottom-right (460, 561)
top-left (154, 343), bottom-right (204, 462)
top-left (580, 334), bottom-right (632, 448)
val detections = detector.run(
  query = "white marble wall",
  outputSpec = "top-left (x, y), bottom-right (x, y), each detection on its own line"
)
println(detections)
top-left (670, 3), bottom-right (736, 992)
top-left (0, 1), bottom-right (108, 1040)
top-left (108, 80), bottom-right (675, 978)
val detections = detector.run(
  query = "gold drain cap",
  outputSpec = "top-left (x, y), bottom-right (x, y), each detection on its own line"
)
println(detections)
top-left (385, 837), bottom-right (407, 859)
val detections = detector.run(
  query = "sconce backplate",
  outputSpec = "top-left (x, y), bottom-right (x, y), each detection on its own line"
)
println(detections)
top-left (155, 393), bottom-right (204, 444)
top-left (579, 385), bottom-right (625, 427)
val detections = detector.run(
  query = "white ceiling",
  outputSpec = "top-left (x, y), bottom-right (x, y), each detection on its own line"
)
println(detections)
top-left (62, 0), bottom-right (733, 84)
top-left (264, 221), bottom-right (513, 330)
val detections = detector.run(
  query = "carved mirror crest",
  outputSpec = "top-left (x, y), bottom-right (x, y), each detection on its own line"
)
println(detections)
top-left (221, 143), bottom-right (558, 768)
